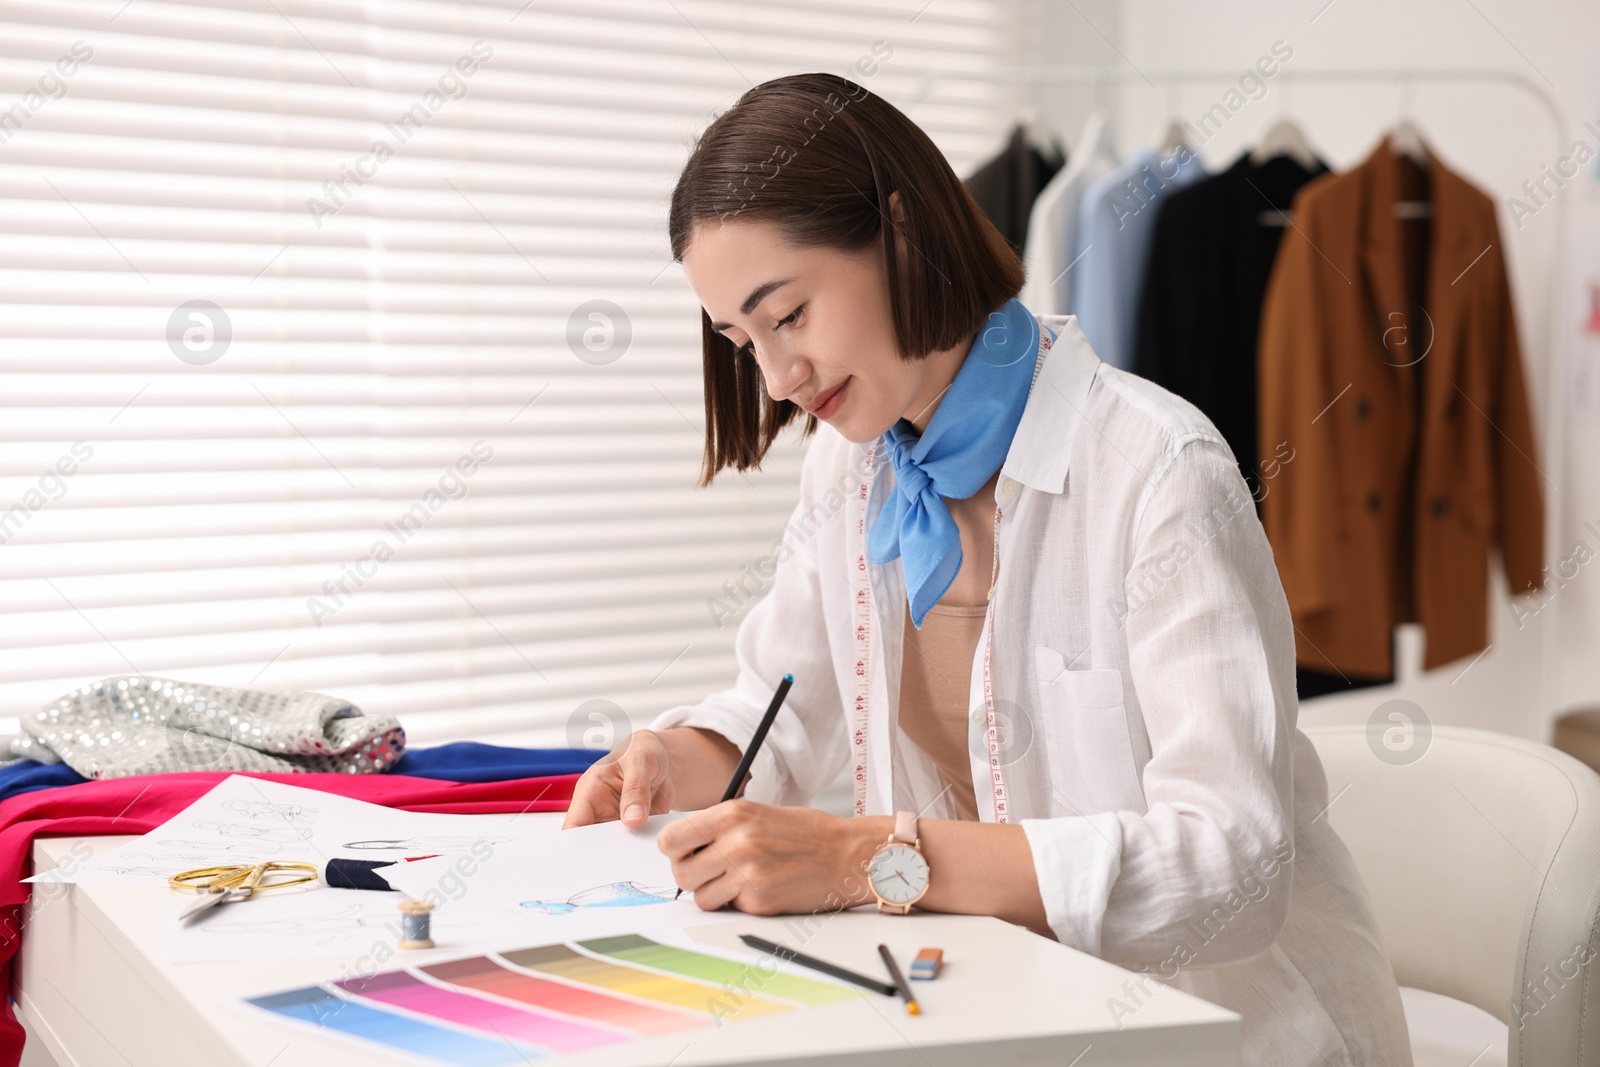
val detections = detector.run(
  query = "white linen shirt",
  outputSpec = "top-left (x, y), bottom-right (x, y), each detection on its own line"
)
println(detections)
top-left (652, 313), bottom-right (1413, 1067)
top-left (1020, 111), bottom-right (1117, 317)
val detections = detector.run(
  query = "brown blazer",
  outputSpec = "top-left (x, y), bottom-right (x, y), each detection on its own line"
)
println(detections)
top-left (1258, 135), bottom-right (1545, 677)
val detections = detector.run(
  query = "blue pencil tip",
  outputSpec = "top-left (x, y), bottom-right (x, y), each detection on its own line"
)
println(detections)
top-left (783, 673), bottom-right (794, 682)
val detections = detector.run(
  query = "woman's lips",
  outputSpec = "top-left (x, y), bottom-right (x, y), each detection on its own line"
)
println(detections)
top-left (807, 378), bottom-right (849, 418)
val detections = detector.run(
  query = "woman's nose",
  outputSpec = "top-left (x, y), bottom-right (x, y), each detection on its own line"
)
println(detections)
top-left (755, 345), bottom-right (808, 402)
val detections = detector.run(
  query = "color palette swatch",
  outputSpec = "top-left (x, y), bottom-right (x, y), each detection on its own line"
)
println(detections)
top-left (499, 942), bottom-right (792, 1018)
top-left (244, 933), bottom-right (858, 1065)
top-left (578, 934), bottom-right (861, 1006)
top-left (334, 971), bottom-right (624, 1053)
top-left (246, 985), bottom-right (543, 1066)
top-left (422, 954), bottom-right (705, 1036)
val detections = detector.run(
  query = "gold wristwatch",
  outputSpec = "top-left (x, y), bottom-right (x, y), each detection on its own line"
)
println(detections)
top-left (866, 811), bottom-right (929, 914)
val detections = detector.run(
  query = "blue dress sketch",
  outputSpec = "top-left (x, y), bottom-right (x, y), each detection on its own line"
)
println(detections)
top-left (520, 881), bottom-right (677, 915)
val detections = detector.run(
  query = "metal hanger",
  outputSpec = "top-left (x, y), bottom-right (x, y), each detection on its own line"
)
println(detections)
top-left (1150, 80), bottom-right (1194, 157)
top-left (1014, 104), bottom-right (1065, 166)
top-left (1075, 110), bottom-right (1118, 166)
top-left (1251, 117), bottom-right (1319, 170)
top-left (1390, 74), bottom-right (1433, 218)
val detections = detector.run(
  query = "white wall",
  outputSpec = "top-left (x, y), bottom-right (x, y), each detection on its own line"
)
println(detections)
top-left (1018, 0), bottom-right (1600, 741)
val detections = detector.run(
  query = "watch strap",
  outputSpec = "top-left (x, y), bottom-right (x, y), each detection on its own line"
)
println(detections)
top-left (892, 810), bottom-right (918, 845)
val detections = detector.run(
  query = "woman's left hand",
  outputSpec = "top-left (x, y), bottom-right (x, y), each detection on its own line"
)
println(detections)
top-left (656, 799), bottom-right (882, 915)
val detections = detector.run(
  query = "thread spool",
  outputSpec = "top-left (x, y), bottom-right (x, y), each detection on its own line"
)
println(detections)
top-left (396, 899), bottom-right (436, 950)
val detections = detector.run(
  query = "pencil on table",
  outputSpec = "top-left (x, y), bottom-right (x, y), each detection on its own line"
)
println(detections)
top-left (878, 943), bottom-right (920, 1015)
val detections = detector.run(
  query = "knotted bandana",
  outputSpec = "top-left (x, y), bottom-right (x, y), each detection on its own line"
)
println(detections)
top-left (868, 297), bottom-right (1045, 628)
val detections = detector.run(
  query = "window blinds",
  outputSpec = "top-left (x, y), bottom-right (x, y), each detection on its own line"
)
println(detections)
top-left (0, 0), bottom-right (1009, 750)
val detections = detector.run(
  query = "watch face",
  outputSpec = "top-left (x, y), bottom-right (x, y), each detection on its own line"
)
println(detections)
top-left (868, 843), bottom-right (929, 906)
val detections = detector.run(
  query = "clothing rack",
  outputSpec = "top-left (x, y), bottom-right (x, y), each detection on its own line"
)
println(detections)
top-left (909, 65), bottom-right (1570, 728)
top-left (905, 66), bottom-right (1561, 126)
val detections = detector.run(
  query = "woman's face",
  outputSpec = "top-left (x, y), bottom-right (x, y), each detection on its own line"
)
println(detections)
top-left (680, 197), bottom-right (972, 444)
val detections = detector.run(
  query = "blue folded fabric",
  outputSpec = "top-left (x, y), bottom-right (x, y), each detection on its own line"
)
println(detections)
top-left (387, 742), bottom-right (603, 782)
top-left (0, 741), bottom-right (605, 806)
top-left (0, 761), bottom-right (84, 805)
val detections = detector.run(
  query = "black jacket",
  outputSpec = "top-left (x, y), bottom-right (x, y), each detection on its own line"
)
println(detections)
top-left (1132, 151), bottom-right (1327, 485)
top-left (964, 124), bottom-right (1064, 254)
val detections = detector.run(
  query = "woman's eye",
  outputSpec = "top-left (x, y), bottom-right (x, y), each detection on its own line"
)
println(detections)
top-left (728, 305), bottom-right (800, 357)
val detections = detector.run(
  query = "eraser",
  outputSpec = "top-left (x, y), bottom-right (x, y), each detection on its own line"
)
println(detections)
top-left (908, 947), bottom-right (943, 981)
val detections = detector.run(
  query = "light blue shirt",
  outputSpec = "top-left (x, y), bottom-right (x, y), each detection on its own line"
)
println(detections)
top-left (1067, 147), bottom-right (1206, 370)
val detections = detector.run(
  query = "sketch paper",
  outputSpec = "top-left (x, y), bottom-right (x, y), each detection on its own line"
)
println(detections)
top-left (165, 882), bottom-right (514, 963)
top-left (30, 775), bottom-right (534, 887)
top-left (175, 812), bottom-right (726, 961)
top-left (377, 813), bottom-right (730, 943)
top-left (35, 776), bottom-right (739, 962)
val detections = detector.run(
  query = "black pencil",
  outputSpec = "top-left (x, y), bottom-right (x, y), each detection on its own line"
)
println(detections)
top-left (739, 934), bottom-right (896, 997)
top-left (878, 943), bottom-right (921, 1015)
top-left (674, 672), bottom-right (794, 900)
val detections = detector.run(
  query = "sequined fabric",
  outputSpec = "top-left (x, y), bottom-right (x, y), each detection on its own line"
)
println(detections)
top-left (2, 676), bottom-right (405, 779)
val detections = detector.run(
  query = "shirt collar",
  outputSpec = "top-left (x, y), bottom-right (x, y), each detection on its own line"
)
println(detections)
top-left (854, 309), bottom-right (1099, 496)
top-left (999, 313), bottom-right (1099, 494)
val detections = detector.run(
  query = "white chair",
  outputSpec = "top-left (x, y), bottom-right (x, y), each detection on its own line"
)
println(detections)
top-left (1305, 724), bottom-right (1600, 1067)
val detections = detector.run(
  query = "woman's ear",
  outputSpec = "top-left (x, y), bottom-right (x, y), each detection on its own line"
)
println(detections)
top-left (885, 189), bottom-right (912, 280)
top-left (888, 188), bottom-right (912, 254)
top-left (884, 189), bottom-right (916, 307)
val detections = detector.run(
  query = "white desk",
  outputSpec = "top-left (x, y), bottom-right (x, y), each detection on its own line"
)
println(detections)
top-left (18, 821), bottom-right (1240, 1067)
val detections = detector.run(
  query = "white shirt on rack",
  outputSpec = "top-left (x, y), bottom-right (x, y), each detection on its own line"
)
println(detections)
top-left (1020, 111), bottom-right (1118, 316)
top-left (653, 313), bottom-right (1413, 1067)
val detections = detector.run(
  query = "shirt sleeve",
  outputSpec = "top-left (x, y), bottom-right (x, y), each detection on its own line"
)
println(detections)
top-left (1021, 436), bottom-right (1297, 968)
top-left (648, 433), bottom-right (853, 808)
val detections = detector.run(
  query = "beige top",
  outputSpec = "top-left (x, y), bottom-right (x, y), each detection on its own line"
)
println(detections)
top-left (897, 598), bottom-right (985, 820)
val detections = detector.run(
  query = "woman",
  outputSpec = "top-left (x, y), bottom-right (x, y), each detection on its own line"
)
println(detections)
top-left (565, 73), bottom-right (1412, 1066)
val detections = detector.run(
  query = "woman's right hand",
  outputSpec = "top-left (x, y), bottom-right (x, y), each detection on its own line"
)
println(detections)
top-left (563, 729), bottom-right (677, 829)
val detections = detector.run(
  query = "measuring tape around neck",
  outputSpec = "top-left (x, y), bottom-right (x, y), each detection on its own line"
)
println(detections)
top-left (847, 323), bottom-right (1055, 822)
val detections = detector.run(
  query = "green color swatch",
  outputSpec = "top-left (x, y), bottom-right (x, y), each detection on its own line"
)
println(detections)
top-left (577, 935), bottom-right (862, 1006)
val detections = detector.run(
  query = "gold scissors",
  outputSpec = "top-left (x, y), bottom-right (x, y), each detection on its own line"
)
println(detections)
top-left (169, 861), bottom-right (319, 923)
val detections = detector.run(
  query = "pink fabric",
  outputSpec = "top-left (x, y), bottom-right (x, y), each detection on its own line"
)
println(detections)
top-left (0, 769), bottom-right (579, 1067)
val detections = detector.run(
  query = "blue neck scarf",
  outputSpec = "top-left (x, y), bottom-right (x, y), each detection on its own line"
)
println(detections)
top-left (868, 296), bottom-right (1044, 629)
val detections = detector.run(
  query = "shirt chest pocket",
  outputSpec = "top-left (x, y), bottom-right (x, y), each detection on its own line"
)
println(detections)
top-left (1034, 647), bottom-right (1147, 814)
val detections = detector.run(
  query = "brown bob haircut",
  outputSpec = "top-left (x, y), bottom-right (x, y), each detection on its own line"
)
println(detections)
top-left (668, 72), bottom-right (1025, 487)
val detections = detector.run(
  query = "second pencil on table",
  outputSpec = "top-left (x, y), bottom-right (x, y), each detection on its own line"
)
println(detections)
top-left (878, 944), bottom-right (921, 1015)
